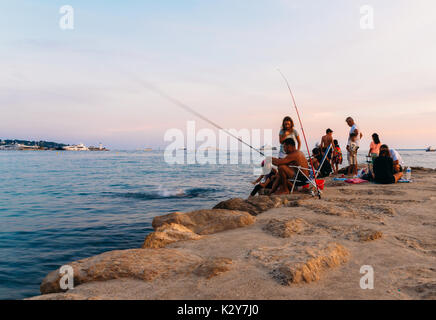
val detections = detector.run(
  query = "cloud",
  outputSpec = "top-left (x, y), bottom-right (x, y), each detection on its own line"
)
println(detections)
top-left (1, 0), bottom-right (435, 149)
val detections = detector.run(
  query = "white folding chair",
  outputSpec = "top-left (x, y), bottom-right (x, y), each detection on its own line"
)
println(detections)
top-left (287, 165), bottom-right (321, 198)
top-left (286, 145), bottom-right (332, 198)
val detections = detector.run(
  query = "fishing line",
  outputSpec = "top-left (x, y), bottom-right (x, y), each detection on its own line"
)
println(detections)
top-left (277, 69), bottom-right (321, 198)
top-left (135, 78), bottom-right (265, 156)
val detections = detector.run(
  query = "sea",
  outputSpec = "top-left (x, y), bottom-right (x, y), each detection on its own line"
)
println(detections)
top-left (0, 149), bottom-right (434, 299)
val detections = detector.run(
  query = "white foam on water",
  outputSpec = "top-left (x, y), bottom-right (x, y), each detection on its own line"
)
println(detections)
top-left (157, 187), bottom-right (185, 197)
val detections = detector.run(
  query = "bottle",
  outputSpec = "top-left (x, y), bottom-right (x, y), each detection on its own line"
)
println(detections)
top-left (406, 167), bottom-right (411, 180)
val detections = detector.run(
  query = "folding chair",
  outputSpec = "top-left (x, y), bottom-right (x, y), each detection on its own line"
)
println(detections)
top-left (286, 144), bottom-right (332, 198)
top-left (287, 165), bottom-right (322, 198)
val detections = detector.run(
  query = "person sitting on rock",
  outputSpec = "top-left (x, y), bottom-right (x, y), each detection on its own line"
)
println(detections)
top-left (372, 144), bottom-right (403, 184)
top-left (312, 147), bottom-right (332, 178)
top-left (270, 138), bottom-right (309, 195)
top-left (250, 161), bottom-right (278, 197)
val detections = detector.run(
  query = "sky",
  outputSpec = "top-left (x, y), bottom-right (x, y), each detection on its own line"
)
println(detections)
top-left (1, 0), bottom-right (435, 150)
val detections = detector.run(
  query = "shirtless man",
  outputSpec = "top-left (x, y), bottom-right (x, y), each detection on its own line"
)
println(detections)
top-left (320, 128), bottom-right (334, 161)
top-left (271, 138), bottom-right (309, 195)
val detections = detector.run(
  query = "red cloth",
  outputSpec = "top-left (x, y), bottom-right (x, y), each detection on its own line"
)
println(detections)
top-left (345, 178), bottom-right (369, 184)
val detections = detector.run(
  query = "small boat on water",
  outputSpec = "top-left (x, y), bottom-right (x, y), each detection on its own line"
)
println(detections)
top-left (426, 146), bottom-right (436, 152)
top-left (18, 144), bottom-right (40, 150)
top-left (63, 143), bottom-right (89, 151)
top-left (0, 143), bottom-right (20, 150)
top-left (0, 143), bottom-right (39, 150)
top-left (88, 143), bottom-right (109, 151)
top-left (144, 148), bottom-right (153, 152)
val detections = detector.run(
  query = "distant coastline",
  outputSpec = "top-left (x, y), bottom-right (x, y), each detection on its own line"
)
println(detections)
top-left (0, 139), bottom-right (430, 153)
top-left (0, 139), bottom-right (109, 151)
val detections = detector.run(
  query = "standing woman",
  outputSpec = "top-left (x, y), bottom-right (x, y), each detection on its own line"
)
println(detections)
top-left (368, 133), bottom-right (382, 162)
top-left (279, 116), bottom-right (301, 158)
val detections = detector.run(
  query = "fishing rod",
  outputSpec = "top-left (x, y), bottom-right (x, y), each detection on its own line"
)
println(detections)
top-left (277, 69), bottom-right (321, 199)
top-left (136, 79), bottom-right (265, 156)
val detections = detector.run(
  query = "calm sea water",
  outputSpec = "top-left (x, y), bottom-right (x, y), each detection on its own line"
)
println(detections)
top-left (0, 149), bottom-right (434, 299)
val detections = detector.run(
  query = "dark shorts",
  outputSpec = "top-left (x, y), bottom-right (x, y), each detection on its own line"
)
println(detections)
top-left (322, 148), bottom-right (333, 160)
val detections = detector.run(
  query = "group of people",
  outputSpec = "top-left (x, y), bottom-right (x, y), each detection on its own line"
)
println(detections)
top-left (250, 116), bottom-right (405, 196)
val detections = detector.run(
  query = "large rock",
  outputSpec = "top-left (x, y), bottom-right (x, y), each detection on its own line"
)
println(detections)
top-left (246, 196), bottom-right (283, 212)
top-left (272, 243), bottom-right (350, 285)
top-left (152, 209), bottom-right (255, 235)
top-left (263, 218), bottom-right (311, 238)
top-left (213, 196), bottom-right (284, 215)
top-left (262, 219), bottom-right (383, 243)
top-left (213, 198), bottom-right (259, 215)
top-left (40, 248), bottom-right (203, 294)
top-left (248, 242), bottom-right (349, 285)
top-left (142, 223), bottom-right (203, 248)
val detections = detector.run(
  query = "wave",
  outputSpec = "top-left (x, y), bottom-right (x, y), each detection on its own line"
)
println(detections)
top-left (108, 187), bottom-right (219, 201)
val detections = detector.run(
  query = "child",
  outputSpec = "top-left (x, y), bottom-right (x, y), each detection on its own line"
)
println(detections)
top-left (250, 162), bottom-right (277, 197)
top-left (332, 139), bottom-right (343, 174)
top-left (347, 133), bottom-right (359, 176)
top-left (311, 148), bottom-right (321, 170)
top-left (312, 147), bottom-right (332, 178)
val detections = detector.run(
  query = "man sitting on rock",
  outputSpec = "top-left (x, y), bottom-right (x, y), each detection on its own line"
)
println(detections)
top-left (271, 138), bottom-right (310, 195)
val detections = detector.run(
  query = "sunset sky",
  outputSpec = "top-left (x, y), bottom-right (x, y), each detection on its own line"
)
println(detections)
top-left (1, 0), bottom-right (435, 150)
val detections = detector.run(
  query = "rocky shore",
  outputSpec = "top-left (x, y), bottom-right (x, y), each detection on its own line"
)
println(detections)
top-left (31, 167), bottom-right (436, 300)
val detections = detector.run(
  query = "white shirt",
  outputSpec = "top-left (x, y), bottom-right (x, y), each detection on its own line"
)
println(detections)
top-left (279, 129), bottom-right (299, 156)
top-left (348, 124), bottom-right (361, 146)
top-left (390, 149), bottom-right (404, 166)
